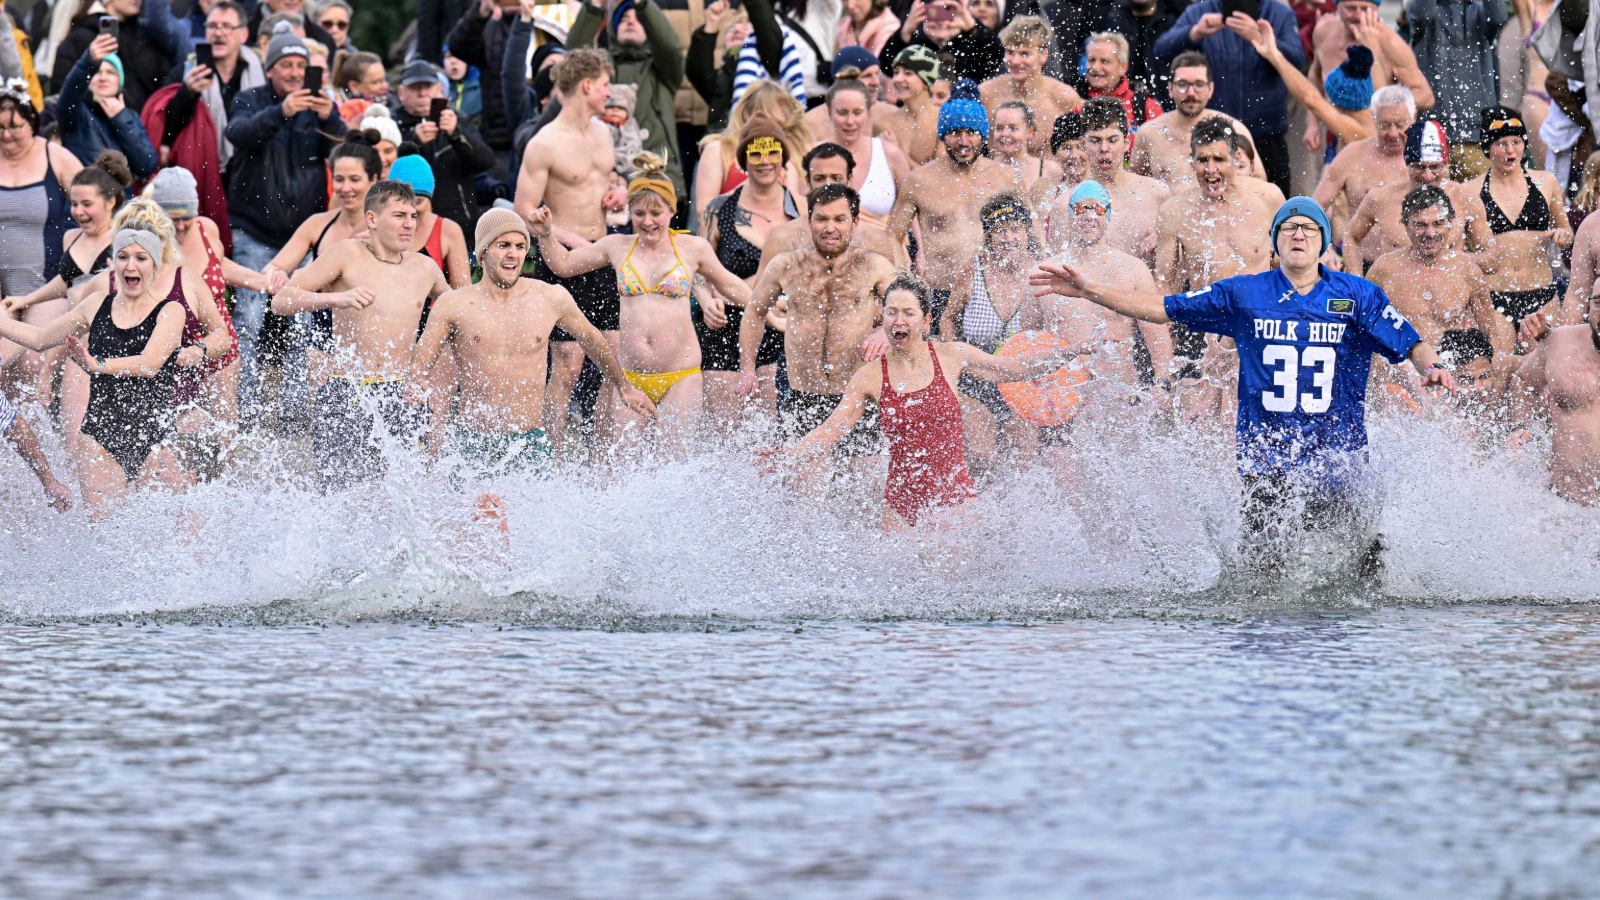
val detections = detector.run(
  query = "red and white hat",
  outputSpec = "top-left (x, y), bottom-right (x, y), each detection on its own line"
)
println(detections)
top-left (1405, 119), bottom-right (1449, 165)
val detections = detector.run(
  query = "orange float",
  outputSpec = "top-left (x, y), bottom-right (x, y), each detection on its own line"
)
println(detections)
top-left (995, 331), bottom-right (1090, 426)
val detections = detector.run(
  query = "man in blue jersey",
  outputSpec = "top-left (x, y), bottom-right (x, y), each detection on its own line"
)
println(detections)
top-left (1032, 196), bottom-right (1456, 570)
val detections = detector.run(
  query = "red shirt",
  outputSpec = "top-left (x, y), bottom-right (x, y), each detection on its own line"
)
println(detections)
top-left (1088, 76), bottom-right (1164, 135)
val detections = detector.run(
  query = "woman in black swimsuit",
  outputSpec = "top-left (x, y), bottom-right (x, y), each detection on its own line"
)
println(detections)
top-left (0, 224), bottom-right (187, 516)
top-left (700, 114), bottom-right (797, 426)
top-left (1473, 106), bottom-right (1572, 347)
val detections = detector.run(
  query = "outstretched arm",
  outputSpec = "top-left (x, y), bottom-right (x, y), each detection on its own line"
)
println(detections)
top-left (785, 364), bottom-right (877, 454)
top-left (0, 292), bottom-right (100, 351)
top-left (953, 340), bottom-right (1074, 383)
top-left (1406, 340), bottom-right (1456, 392)
top-left (1030, 262), bottom-right (1172, 323)
top-left (528, 207), bottom-right (613, 277)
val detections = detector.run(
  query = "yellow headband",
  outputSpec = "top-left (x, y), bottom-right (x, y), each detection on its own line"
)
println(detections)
top-left (628, 175), bottom-right (677, 209)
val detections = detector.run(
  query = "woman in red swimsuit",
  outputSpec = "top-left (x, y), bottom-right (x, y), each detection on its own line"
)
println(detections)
top-left (767, 276), bottom-right (1066, 529)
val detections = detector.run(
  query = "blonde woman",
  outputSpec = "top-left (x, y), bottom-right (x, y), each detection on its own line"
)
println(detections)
top-left (692, 80), bottom-right (813, 226)
top-left (531, 154), bottom-right (752, 453)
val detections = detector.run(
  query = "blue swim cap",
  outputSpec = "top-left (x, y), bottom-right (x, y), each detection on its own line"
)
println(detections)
top-left (938, 98), bottom-right (989, 140)
top-left (1271, 196), bottom-right (1331, 255)
top-left (388, 154), bottom-right (435, 198)
top-left (1067, 180), bottom-right (1112, 217)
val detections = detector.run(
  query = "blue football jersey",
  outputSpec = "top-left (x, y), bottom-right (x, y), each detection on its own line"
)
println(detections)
top-left (1164, 266), bottom-right (1421, 476)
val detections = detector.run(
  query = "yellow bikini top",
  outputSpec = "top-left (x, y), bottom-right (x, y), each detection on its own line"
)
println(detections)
top-left (616, 234), bottom-right (693, 300)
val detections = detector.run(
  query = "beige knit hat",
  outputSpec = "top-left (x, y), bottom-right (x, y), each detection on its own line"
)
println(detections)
top-left (474, 206), bottom-right (531, 262)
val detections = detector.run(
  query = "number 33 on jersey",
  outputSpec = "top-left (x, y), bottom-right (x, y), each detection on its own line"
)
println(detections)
top-left (1164, 268), bottom-right (1422, 473)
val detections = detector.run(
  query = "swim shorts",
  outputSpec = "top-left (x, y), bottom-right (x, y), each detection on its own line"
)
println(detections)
top-left (312, 378), bottom-right (426, 492)
top-left (779, 389), bottom-right (884, 456)
top-left (697, 303), bottom-right (783, 371)
top-left (1490, 284), bottom-right (1558, 323)
top-left (531, 257), bottom-right (621, 341)
top-left (449, 425), bottom-right (554, 479)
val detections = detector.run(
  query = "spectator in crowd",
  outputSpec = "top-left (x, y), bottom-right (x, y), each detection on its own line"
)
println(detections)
top-left (1083, 31), bottom-right (1164, 134)
top-left (775, 0), bottom-right (842, 105)
top-left (156, 1), bottom-right (263, 174)
top-left (686, 0), bottom-right (755, 133)
top-left (733, 0), bottom-right (809, 106)
top-left (332, 50), bottom-right (386, 126)
top-left (312, 0), bottom-right (355, 53)
top-left (445, 0), bottom-right (514, 150)
top-left (442, 49), bottom-right (483, 131)
top-left (51, 0), bottom-right (189, 113)
top-left (417, 0), bottom-right (465, 64)
top-left (1155, 0), bottom-right (1306, 197)
top-left (879, 0), bottom-right (1003, 84)
top-left (55, 36), bottom-right (157, 177)
top-left (391, 59), bottom-right (495, 235)
top-left (568, 0), bottom-right (688, 204)
top-left (840, 0), bottom-right (899, 57)
top-left (966, 0), bottom-right (999, 31)
top-left (248, 0), bottom-right (338, 53)
top-left (223, 27), bottom-right (345, 422)
top-left (1097, 0), bottom-right (1186, 105)
top-left (0, 4), bottom-right (44, 112)
top-left (360, 105), bottom-right (402, 175)
top-left (1406, 0), bottom-right (1506, 181)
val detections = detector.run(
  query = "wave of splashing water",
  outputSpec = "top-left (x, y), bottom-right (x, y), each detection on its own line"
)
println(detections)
top-left (3, 401), bottom-right (1598, 623)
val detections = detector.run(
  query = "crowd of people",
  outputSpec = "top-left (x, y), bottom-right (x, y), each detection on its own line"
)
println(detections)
top-left (0, 0), bottom-right (1596, 558)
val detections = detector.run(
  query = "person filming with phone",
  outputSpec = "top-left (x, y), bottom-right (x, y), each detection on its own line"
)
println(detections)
top-left (155, 2), bottom-right (265, 175)
top-left (49, 0), bottom-right (191, 115)
top-left (1154, 0), bottom-right (1306, 199)
top-left (391, 59), bottom-right (495, 236)
top-left (55, 25), bottom-right (159, 178)
top-left (877, 0), bottom-right (1004, 84)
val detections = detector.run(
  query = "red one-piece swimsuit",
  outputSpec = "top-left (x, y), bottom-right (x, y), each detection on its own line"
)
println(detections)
top-left (878, 343), bottom-right (978, 525)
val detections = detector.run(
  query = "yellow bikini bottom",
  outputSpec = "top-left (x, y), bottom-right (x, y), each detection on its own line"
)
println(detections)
top-left (623, 366), bottom-right (700, 405)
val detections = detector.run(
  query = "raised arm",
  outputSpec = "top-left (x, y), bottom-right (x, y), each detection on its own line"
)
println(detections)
top-left (1248, 19), bottom-right (1370, 144)
top-left (528, 209), bottom-right (615, 277)
top-left (1029, 261), bottom-right (1171, 323)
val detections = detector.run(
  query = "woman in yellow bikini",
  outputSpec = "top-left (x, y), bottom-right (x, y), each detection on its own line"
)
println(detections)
top-left (531, 154), bottom-right (751, 453)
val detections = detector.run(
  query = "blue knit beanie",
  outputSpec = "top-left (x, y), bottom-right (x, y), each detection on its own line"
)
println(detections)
top-left (1323, 45), bottom-right (1374, 111)
top-left (388, 154), bottom-right (435, 198)
top-left (1271, 196), bottom-right (1331, 255)
top-left (938, 98), bottom-right (989, 140)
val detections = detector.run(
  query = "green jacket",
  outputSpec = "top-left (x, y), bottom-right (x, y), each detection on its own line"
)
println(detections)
top-left (569, 0), bottom-right (686, 201)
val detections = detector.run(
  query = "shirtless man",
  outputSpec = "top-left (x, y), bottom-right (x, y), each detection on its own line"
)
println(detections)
top-left (1047, 98), bottom-right (1170, 264)
top-left (741, 184), bottom-right (899, 449)
top-left (1304, 0), bottom-right (1433, 155)
top-left (1364, 186), bottom-right (1515, 387)
top-left (1038, 180), bottom-right (1174, 390)
top-left (512, 48), bottom-right (619, 450)
top-left (1563, 213), bottom-right (1600, 324)
top-left (979, 16), bottom-right (1081, 156)
top-left (406, 209), bottom-right (653, 476)
top-left (756, 142), bottom-right (903, 281)
top-left (1346, 119), bottom-right (1496, 275)
top-left (803, 47), bottom-right (899, 145)
top-left (1313, 85), bottom-right (1416, 237)
top-left (1510, 295), bottom-right (1600, 504)
top-left (886, 97), bottom-right (1011, 329)
top-left (878, 46), bottom-right (944, 166)
top-left (1130, 51), bottom-right (1263, 189)
top-left (1154, 117), bottom-right (1275, 372)
top-left (272, 181), bottom-right (451, 490)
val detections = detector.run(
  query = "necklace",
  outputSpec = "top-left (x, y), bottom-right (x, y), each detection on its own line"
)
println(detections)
top-left (364, 241), bottom-right (402, 265)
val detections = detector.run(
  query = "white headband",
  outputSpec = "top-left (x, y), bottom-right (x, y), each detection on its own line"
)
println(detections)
top-left (113, 229), bottom-right (165, 270)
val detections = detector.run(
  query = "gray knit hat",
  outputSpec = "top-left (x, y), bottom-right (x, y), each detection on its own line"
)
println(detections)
top-left (265, 22), bottom-right (310, 72)
top-left (149, 166), bottom-right (200, 219)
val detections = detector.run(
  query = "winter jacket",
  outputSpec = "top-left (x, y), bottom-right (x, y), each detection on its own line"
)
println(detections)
top-left (141, 84), bottom-right (233, 254)
top-left (877, 22), bottom-right (1005, 85)
top-left (838, 9), bottom-right (899, 58)
top-left (417, 0), bottom-right (464, 64)
top-left (224, 84), bottom-right (347, 246)
top-left (1405, 0), bottom-right (1508, 143)
top-left (56, 51), bottom-right (159, 178)
top-left (393, 105), bottom-right (496, 235)
top-left (1154, 0), bottom-right (1306, 139)
top-left (50, 0), bottom-right (187, 112)
top-left (568, 0), bottom-right (687, 200)
top-left (445, 5), bottom-right (512, 148)
top-left (685, 28), bottom-right (739, 134)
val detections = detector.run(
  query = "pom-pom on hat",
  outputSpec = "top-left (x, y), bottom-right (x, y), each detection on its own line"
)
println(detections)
top-left (360, 105), bottom-right (402, 146)
top-left (1323, 45), bottom-right (1373, 111)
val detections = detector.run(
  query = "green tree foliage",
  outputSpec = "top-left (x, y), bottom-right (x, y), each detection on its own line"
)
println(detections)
top-left (349, 0), bottom-right (418, 63)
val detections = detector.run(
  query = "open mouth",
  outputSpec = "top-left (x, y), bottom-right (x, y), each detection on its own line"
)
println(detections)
top-left (121, 273), bottom-right (142, 292)
top-left (888, 324), bottom-right (911, 341)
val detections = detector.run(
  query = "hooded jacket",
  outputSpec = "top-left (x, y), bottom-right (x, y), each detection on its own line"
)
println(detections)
top-left (445, 4), bottom-right (511, 148)
top-left (568, 0), bottom-right (686, 200)
top-left (1405, 0), bottom-right (1508, 143)
top-left (1154, 0), bottom-right (1306, 139)
top-left (224, 83), bottom-right (347, 245)
top-left (56, 50), bottom-right (159, 178)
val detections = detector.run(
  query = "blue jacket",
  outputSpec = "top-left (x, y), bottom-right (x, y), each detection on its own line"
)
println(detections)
top-left (1154, 0), bottom-right (1306, 139)
top-left (224, 85), bottom-right (347, 245)
top-left (56, 52), bottom-right (159, 179)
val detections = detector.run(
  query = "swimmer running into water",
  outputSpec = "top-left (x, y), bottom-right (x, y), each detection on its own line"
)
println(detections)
top-left (762, 277), bottom-right (1068, 530)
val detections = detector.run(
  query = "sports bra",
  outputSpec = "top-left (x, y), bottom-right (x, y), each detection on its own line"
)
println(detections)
top-left (58, 234), bottom-right (111, 287)
top-left (1482, 169), bottom-right (1552, 235)
top-left (857, 137), bottom-right (896, 220)
top-left (617, 234), bottom-right (693, 300)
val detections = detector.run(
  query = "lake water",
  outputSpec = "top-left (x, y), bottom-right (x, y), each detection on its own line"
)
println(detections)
top-left (3, 416), bottom-right (1599, 897)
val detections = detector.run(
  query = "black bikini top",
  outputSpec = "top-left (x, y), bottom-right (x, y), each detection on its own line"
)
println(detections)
top-left (59, 236), bottom-right (111, 287)
top-left (714, 185), bottom-right (798, 280)
top-left (1482, 169), bottom-right (1551, 235)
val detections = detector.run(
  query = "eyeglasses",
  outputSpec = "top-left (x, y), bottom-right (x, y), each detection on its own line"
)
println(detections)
top-left (1280, 221), bottom-right (1323, 236)
top-left (205, 21), bottom-right (247, 32)
top-left (1170, 79), bottom-right (1210, 94)
top-left (319, 18), bottom-right (349, 31)
top-left (746, 148), bottom-right (783, 165)
top-left (0, 123), bottom-right (29, 135)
